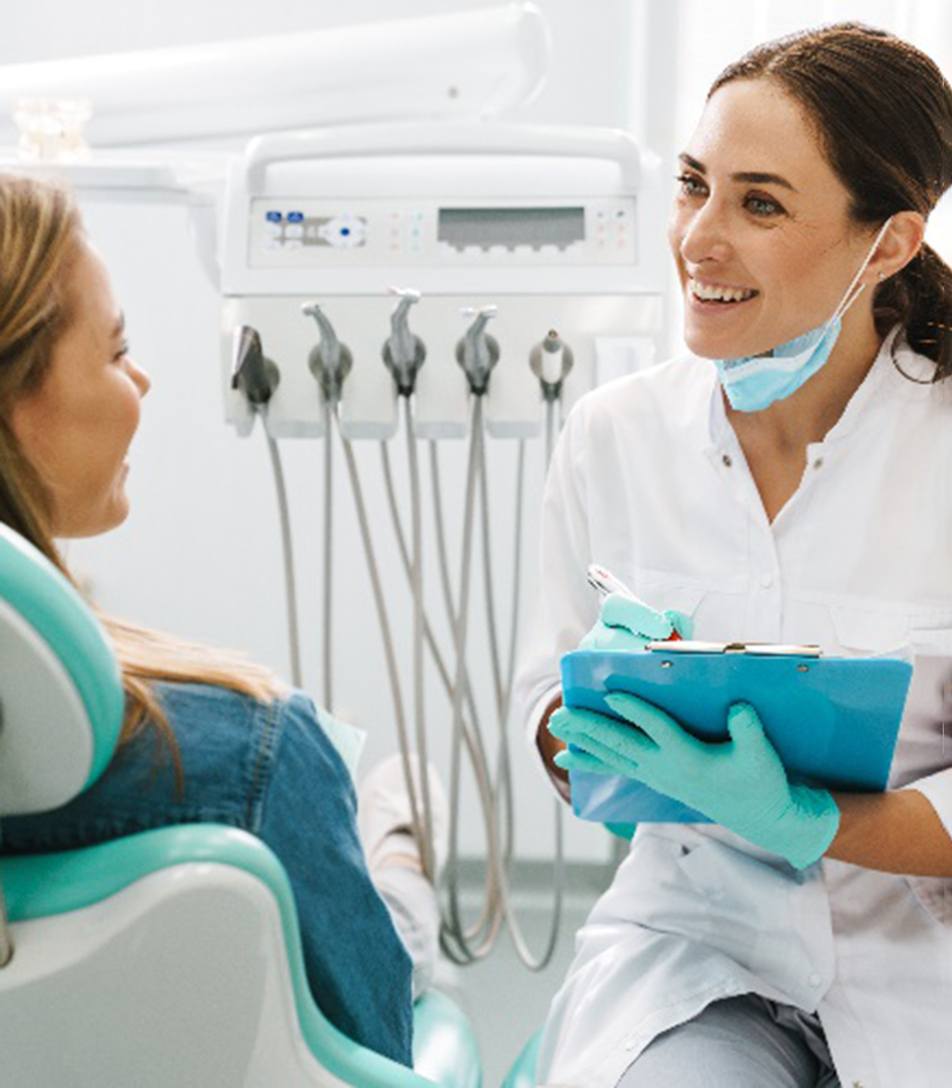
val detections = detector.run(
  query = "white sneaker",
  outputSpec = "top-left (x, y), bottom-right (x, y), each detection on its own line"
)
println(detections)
top-left (357, 753), bottom-right (449, 878)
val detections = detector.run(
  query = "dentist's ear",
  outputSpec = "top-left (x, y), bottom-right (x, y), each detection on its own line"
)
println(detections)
top-left (867, 211), bottom-right (926, 284)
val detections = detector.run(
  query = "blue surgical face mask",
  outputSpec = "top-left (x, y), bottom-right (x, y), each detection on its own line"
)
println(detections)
top-left (712, 217), bottom-right (893, 413)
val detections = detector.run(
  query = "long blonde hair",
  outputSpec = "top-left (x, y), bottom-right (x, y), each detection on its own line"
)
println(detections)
top-left (0, 174), bottom-right (285, 784)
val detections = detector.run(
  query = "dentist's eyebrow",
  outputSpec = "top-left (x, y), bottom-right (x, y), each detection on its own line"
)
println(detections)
top-left (678, 153), bottom-right (798, 192)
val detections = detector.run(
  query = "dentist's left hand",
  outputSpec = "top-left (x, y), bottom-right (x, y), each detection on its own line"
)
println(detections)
top-left (549, 694), bottom-right (840, 870)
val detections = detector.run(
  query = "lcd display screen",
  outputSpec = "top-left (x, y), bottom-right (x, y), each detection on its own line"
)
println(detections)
top-left (438, 207), bottom-right (585, 250)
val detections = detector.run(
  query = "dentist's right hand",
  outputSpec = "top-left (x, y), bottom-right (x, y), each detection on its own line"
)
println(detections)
top-left (579, 592), bottom-right (694, 652)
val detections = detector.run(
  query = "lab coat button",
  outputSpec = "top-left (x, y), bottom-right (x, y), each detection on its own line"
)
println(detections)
top-left (808, 972), bottom-right (822, 987)
top-left (721, 453), bottom-right (732, 467)
top-left (813, 457), bottom-right (824, 470)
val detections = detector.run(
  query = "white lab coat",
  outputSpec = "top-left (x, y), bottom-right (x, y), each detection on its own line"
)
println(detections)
top-left (515, 328), bottom-right (952, 1088)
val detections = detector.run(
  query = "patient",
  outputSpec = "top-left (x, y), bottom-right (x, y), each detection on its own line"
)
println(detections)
top-left (0, 174), bottom-right (441, 1068)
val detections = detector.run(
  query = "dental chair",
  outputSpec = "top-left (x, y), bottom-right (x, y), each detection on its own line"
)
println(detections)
top-left (0, 524), bottom-right (481, 1087)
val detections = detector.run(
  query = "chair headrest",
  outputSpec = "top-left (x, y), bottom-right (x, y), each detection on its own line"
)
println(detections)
top-left (0, 525), bottom-right (123, 816)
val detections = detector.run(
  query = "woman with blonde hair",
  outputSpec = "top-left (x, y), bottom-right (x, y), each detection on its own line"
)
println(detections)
top-left (0, 174), bottom-right (441, 1067)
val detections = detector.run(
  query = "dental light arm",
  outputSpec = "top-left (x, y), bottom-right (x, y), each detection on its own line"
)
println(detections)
top-left (0, 3), bottom-right (550, 147)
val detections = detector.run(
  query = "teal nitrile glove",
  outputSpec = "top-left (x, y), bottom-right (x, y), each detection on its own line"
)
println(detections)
top-left (550, 696), bottom-right (840, 870)
top-left (579, 592), bottom-right (694, 652)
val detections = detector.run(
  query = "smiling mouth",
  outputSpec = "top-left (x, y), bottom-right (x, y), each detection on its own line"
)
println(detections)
top-left (688, 278), bottom-right (759, 304)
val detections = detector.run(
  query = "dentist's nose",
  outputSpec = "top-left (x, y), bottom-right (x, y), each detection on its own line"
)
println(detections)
top-left (677, 200), bottom-right (733, 267)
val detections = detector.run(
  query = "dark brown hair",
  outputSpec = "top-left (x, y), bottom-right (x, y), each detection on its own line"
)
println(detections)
top-left (710, 22), bottom-right (952, 379)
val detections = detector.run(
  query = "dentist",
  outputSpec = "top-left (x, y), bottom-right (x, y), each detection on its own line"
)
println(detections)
top-left (516, 22), bottom-right (952, 1088)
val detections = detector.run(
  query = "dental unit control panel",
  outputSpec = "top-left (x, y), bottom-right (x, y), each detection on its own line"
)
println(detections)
top-left (252, 200), bottom-right (635, 265)
top-left (220, 121), bottom-right (666, 441)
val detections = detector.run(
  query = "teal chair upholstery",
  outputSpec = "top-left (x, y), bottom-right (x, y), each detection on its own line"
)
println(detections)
top-left (502, 1029), bottom-right (541, 1087)
top-left (0, 524), bottom-right (481, 1087)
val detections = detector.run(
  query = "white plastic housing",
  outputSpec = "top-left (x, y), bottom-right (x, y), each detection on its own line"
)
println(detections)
top-left (0, 865), bottom-right (348, 1086)
top-left (220, 122), bottom-right (666, 437)
top-left (0, 599), bottom-right (92, 815)
top-left (0, 4), bottom-right (548, 147)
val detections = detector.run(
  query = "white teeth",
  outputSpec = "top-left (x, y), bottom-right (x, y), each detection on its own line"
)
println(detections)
top-left (690, 279), bottom-right (756, 303)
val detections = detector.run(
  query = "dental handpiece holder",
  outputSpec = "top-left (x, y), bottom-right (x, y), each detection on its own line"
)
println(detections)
top-left (383, 287), bottom-right (426, 397)
top-left (529, 330), bottom-right (574, 403)
top-left (303, 302), bottom-right (353, 406)
top-left (229, 325), bottom-right (280, 436)
top-left (456, 306), bottom-right (500, 397)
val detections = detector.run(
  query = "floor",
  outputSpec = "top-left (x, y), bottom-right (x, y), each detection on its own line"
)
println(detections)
top-left (436, 857), bottom-right (620, 1086)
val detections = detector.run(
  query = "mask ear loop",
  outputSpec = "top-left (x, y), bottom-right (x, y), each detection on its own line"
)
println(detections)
top-left (830, 216), bottom-right (894, 324)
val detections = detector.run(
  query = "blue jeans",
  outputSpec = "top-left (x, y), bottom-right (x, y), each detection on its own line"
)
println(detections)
top-left (0, 682), bottom-right (414, 1067)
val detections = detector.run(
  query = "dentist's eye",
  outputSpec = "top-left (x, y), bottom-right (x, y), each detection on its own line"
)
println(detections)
top-left (675, 172), bottom-right (707, 197)
top-left (745, 193), bottom-right (785, 217)
top-left (113, 340), bottom-right (130, 363)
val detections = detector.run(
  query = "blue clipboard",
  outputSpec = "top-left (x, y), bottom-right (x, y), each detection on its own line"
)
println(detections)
top-left (560, 644), bottom-right (913, 824)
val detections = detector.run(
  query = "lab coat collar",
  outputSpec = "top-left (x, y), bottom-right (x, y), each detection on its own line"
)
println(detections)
top-left (705, 324), bottom-right (922, 454)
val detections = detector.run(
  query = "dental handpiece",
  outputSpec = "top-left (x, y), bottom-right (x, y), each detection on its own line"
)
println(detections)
top-left (586, 563), bottom-right (682, 640)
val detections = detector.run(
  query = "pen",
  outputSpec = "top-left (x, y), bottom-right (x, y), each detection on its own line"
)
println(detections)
top-left (586, 562), bottom-right (683, 641)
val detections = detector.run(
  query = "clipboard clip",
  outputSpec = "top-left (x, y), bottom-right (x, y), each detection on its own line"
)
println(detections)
top-left (645, 640), bottom-right (823, 657)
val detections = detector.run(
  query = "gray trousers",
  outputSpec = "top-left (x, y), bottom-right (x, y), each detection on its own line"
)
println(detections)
top-left (616, 993), bottom-right (840, 1088)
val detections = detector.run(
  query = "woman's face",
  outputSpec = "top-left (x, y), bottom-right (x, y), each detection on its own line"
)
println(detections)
top-left (668, 77), bottom-right (880, 361)
top-left (11, 240), bottom-right (150, 538)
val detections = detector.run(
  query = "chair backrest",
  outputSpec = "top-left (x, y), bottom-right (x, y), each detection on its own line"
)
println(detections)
top-left (0, 524), bottom-right (123, 816)
top-left (0, 524), bottom-right (480, 1087)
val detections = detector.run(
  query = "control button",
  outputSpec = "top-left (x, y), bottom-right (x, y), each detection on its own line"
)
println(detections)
top-left (317, 214), bottom-right (367, 248)
top-left (287, 211), bottom-right (304, 223)
top-left (266, 222), bottom-right (282, 239)
top-left (285, 224), bottom-right (304, 240)
top-left (760, 573), bottom-right (775, 588)
top-left (265, 210), bottom-right (283, 223)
